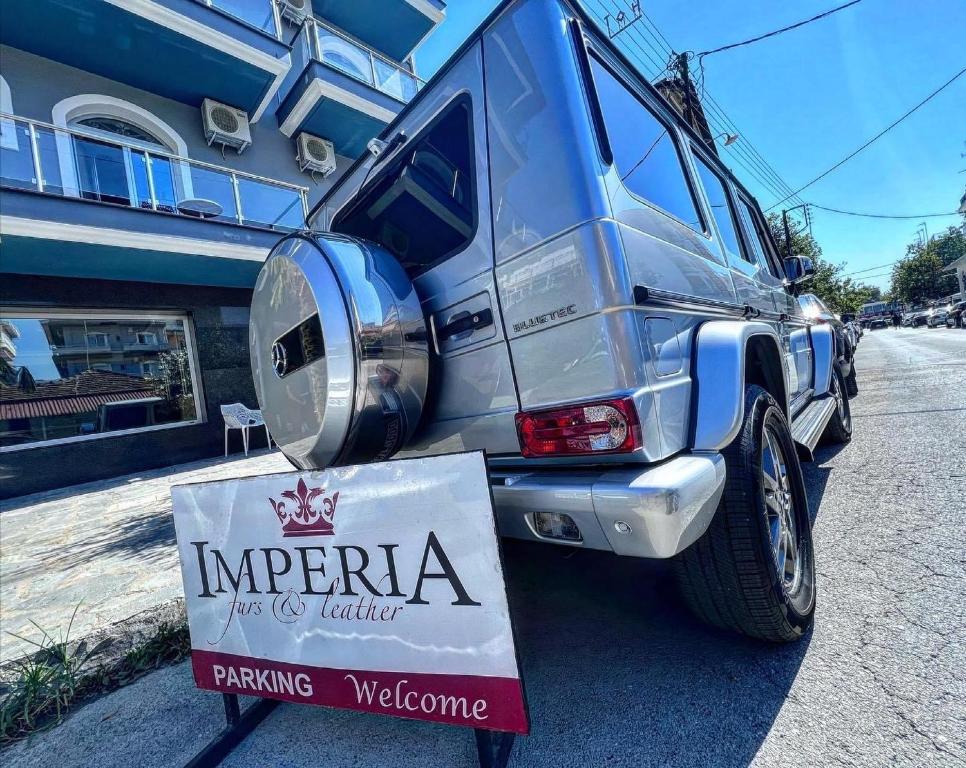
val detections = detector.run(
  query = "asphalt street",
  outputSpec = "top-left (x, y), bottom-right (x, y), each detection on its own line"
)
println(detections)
top-left (4, 326), bottom-right (965, 768)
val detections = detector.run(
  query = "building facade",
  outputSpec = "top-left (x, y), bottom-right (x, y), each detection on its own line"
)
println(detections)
top-left (0, 0), bottom-right (445, 498)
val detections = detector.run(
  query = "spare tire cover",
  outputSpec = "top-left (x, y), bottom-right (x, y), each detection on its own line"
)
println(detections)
top-left (249, 232), bottom-right (428, 470)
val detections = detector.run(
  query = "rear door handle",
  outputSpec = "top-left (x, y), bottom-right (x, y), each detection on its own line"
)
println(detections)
top-left (438, 308), bottom-right (493, 342)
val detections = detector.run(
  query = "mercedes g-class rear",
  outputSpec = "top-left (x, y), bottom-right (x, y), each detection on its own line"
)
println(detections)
top-left (250, 0), bottom-right (851, 642)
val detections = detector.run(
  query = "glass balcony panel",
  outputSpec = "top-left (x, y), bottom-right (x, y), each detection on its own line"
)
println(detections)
top-left (147, 155), bottom-right (179, 213)
top-left (317, 28), bottom-right (375, 86)
top-left (1, 116), bottom-right (306, 230)
top-left (207, 0), bottom-right (278, 37)
top-left (129, 150), bottom-right (153, 209)
top-left (176, 161), bottom-right (238, 222)
top-left (237, 178), bottom-right (304, 231)
top-left (373, 58), bottom-right (419, 102)
top-left (0, 120), bottom-right (37, 191)
top-left (73, 137), bottom-right (131, 206)
top-left (35, 127), bottom-right (65, 195)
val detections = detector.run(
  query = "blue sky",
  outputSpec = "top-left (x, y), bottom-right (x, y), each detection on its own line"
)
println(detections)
top-left (415, 0), bottom-right (966, 291)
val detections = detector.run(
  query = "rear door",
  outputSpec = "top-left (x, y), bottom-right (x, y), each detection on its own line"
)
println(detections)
top-left (326, 42), bottom-right (521, 457)
top-left (690, 150), bottom-right (776, 316)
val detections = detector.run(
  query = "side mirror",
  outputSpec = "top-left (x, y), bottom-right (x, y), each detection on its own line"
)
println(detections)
top-left (784, 256), bottom-right (814, 284)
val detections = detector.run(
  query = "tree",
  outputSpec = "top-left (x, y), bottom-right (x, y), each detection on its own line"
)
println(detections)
top-left (891, 227), bottom-right (964, 304)
top-left (766, 213), bottom-right (880, 314)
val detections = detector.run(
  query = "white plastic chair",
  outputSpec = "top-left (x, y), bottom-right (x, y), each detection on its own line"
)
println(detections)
top-left (221, 403), bottom-right (272, 457)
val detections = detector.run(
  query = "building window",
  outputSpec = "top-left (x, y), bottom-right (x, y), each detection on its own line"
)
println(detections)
top-left (590, 56), bottom-right (703, 232)
top-left (0, 311), bottom-right (203, 450)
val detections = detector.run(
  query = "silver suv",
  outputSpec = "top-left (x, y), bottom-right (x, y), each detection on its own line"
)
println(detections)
top-left (249, 0), bottom-right (852, 642)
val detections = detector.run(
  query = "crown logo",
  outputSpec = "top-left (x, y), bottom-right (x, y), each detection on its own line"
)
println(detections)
top-left (269, 478), bottom-right (339, 537)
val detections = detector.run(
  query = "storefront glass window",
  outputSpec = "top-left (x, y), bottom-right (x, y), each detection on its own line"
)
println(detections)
top-left (0, 313), bottom-right (201, 449)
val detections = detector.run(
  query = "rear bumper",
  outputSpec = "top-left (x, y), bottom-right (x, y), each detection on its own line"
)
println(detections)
top-left (490, 453), bottom-right (726, 559)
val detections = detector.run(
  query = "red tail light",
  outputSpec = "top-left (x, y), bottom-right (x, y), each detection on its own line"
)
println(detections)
top-left (515, 397), bottom-right (642, 458)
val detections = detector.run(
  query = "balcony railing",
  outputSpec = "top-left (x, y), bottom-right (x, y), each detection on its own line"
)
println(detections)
top-left (304, 18), bottom-right (425, 103)
top-left (0, 115), bottom-right (308, 232)
top-left (197, 0), bottom-right (282, 39)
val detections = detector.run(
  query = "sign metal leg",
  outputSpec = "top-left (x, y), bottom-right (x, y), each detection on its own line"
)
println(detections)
top-left (474, 729), bottom-right (516, 768)
top-left (182, 694), bottom-right (279, 768)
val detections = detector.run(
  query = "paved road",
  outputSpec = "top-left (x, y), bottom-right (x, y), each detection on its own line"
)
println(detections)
top-left (5, 327), bottom-right (965, 767)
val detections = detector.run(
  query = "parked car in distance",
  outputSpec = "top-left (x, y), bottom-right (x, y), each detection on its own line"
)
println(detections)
top-left (927, 306), bottom-right (950, 328)
top-left (945, 300), bottom-right (965, 328)
top-left (904, 310), bottom-right (928, 327)
top-left (249, 0), bottom-right (856, 644)
top-left (840, 312), bottom-right (862, 345)
top-left (798, 294), bottom-right (857, 396)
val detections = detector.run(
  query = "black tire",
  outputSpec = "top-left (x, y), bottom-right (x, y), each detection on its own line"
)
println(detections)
top-left (845, 362), bottom-right (858, 398)
top-left (674, 385), bottom-right (816, 642)
top-left (821, 365), bottom-right (853, 445)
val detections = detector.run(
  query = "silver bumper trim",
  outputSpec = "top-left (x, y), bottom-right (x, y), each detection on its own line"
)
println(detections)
top-left (490, 453), bottom-right (726, 559)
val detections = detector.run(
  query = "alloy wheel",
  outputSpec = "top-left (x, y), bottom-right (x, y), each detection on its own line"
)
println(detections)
top-left (762, 425), bottom-right (801, 592)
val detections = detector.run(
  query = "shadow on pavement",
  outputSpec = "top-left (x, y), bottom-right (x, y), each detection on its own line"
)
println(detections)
top-left (496, 540), bottom-right (812, 767)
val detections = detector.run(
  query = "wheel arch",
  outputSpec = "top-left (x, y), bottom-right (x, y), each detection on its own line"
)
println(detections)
top-left (690, 320), bottom-right (789, 451)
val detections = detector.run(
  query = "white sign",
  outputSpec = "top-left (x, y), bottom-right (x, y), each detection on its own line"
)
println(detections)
top-left (172, 452), bottom-right (528, 733)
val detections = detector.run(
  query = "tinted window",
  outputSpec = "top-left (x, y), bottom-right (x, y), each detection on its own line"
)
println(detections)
top-left (333, 99), bottom-right (475, 276)
top-left (591, 57), bottom-right (701, 231)
top-left (736, 197), bottom-right (780, 278)
top-left (693, 154), bottom-right (744, 262)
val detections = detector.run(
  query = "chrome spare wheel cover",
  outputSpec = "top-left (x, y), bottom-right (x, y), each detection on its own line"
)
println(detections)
top-left (249, 232), bottom-right (429, 470)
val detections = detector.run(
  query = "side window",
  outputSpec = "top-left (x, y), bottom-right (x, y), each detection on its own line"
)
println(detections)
top-left (332, 98), bottom-right (475, 277)
top-left (736, 196), bottom-right (781, 278)
top-left (590, 57), bottom-right (702, 231)
top-left (692, 154), bottom-right (745, 263)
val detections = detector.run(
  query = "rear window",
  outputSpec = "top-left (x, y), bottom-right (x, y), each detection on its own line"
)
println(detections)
top-left (590, 56), bottom-right (702, 231)
top-left (692, 154), bottom-right (744, 262)
top-left (331, 98), bottom-right (475, 276)
top-left (736, 196), bottom-right (782, 279)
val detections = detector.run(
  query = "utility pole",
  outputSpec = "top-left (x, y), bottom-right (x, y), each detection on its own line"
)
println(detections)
top-left (654, 53), bottom-right (717, 155)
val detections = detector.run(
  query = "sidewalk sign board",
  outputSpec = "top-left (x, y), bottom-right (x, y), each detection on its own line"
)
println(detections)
top-left (173, 451), bottom-right (528, 766)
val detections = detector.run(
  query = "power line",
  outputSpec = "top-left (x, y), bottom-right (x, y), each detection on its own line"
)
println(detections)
top-left (843, 261), bottom-right (899, 275)
top-left (766, 66), bottom-right (966, 210)
top-left (588, 1), bottom-right (808, 212)
top-left (809, 204), bottom-right (962, 220)
top-left (616, 4), bottom-right (809, 209)
top-left (696, 0), bottom-right (864, 58)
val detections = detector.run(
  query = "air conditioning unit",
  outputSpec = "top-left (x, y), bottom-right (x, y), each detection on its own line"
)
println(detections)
top-left (278, 0), bottom-right (308, 25)
top-left (201, 99), bottom-right (251, 154)
top-left (296, 132), bottom-right (337, 176)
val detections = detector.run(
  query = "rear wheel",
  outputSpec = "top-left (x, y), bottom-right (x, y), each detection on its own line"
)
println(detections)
top-left (675, 385), bottom-right (816, 642)
top-left (821, 365), bottom-right (852, 445)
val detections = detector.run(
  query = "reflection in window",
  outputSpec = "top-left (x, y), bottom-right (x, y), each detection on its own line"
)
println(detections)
top-left (737, 197), bottom-right (779, 278)
top-left (693, 154), bottom-right (744, 263)
top-left (0, 314), bottom-right (199, 448)
top-left (590, 57), bottom-right (701, 231)
top-left (332, 99), bottom-right (475, 276)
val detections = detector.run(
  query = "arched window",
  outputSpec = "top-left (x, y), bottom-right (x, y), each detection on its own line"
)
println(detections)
top-left (73, 117), bottom-right (168, 148)
top-left (51, 95), bottom-right (190, 209)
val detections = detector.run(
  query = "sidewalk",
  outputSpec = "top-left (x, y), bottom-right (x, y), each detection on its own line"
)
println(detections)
top-left (0, 449), bottom-right (290, 662)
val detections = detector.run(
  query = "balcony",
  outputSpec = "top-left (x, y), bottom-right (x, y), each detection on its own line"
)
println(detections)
top-left (309, 0), bottom-right (445, 62)
top-left (0, 0), bottom-right (290, 122)
top-left (0, 115), bottom-right (308, 288)
top-left (277, 19), bottom-right (424, 157)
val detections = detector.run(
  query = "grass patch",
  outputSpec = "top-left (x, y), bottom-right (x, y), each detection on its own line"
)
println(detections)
top-left (1, 606), bottom-right (190, 744)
